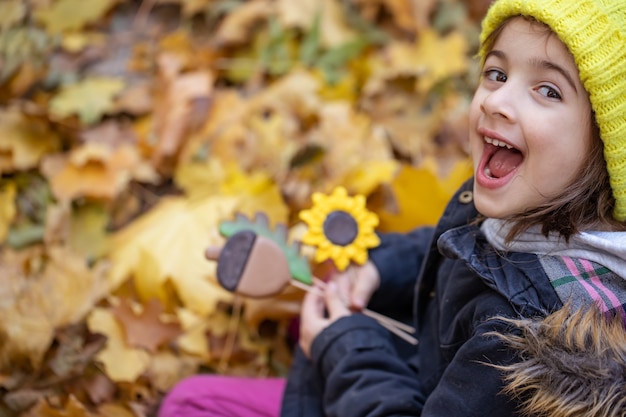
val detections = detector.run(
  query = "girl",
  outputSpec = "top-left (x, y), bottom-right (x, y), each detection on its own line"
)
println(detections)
top-left (159, 0), bottom-right (626, 415)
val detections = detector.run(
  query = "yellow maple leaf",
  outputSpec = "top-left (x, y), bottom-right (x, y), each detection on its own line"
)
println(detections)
top-left (367, 28), bottom-right (468, 95)
top-left (87, 308), bottom-right (151, 382)
top-left (35, 0), bottom-right (120, 33)
top-left (336, 159), bottom-right (399, 197)
top-left (0, 182), bottom-right (16, 243)
top-left (175, 161), bottom-right (289, 224)
top-left (49, 77), bottom-right (125, 125)
top-left (0, 107), bottom-right (62, 173)
top-left (176, 308), bottom-right (211, 358)
top-left (375, 158), bottom-right (473, 232)
top-left (107, 195), bottom-right (240, 316)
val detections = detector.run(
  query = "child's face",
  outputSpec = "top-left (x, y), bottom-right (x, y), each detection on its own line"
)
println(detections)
top-left (469, 17), bottom-right (594, 219)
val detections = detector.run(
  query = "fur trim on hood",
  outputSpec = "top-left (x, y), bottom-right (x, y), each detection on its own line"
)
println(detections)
top-left (491, 306), bottom-right (626, 417)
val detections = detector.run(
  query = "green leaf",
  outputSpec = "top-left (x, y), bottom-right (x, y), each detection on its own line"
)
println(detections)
top-left (298, 11), bottom-right (321, 67)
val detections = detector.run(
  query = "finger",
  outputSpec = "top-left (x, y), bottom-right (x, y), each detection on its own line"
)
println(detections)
top-left (350, 262), bottom-right (380, 310)
top-left (324, 281), bottom-right (350, 319)
top-left (205, 246), bottom-right (222, 261)
top-left (333, 269), bottom-right (352, 304)
top-left (301, 284), bottom-right (325, 319)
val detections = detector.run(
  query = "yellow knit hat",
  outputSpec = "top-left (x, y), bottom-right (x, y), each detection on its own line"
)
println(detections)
top-left (479, 0), bottom-right (626, 221)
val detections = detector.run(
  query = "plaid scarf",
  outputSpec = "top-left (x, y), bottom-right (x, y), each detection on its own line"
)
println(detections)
top-left (540, 255), bottom-right (626, 324)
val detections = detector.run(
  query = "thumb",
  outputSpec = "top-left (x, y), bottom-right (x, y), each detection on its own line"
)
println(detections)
top-left (324, 282), bottom-right (350, 319)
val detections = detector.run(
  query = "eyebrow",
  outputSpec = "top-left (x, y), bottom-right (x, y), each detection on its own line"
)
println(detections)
top-left (485, 50), bottom-right (579, 93)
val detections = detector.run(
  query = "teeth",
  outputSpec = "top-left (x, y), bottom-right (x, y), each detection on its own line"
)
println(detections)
top-left (484, 136), bottom-right (513, 149)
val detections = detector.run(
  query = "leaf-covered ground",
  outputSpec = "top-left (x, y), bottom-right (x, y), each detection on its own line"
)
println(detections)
top-left (0, 0), bottom-right (490, 415)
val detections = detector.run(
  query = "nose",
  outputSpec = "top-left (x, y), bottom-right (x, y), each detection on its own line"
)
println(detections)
top-left (480, 83), bottom-right (516, 121)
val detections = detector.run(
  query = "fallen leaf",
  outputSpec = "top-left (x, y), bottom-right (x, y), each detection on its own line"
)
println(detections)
top-left (213, 0), bottom-right (276, 46)
top-left (0, 181), bottom-right (16, 243)
top-left (0, 0), bottom-right (26, 30)
top-left (27, 394), bottom-right (95, 417)
top-left (0, 246), bottom-right (109, 371)
top-left (112, 298), bottom-right (182, 352)
top-left (175, 308), bottom-right (210, 358)
top-left (107, 195), bottom-right (239, 315)
top-left (365, 28), bottom-right (468, 94)
top-left (147, 52), bottom-right (213, 171)
top-left (87, 308), bottom-right (151, 382)
top-left (49, 77), bottom-right (125, 125)
top-left (373, 158), bottom-right (472, 231)
top-left (144, 350), bottom-right (200, 392)
top-left (0, 107), bottom-right (62, 173)
top-left (41, 143), bottom-right (158, 203)
top-left (277, 0), bottom-right (358, 48)
top-left (35, 0), bottom-right (120, 33)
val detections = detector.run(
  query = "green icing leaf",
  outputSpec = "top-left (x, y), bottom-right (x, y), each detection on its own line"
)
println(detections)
top-left (219, 212), bottom-right (312, 285)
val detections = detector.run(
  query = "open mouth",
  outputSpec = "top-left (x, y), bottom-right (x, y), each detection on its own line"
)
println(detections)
top-left (482, 136), bottom-right (523, 179)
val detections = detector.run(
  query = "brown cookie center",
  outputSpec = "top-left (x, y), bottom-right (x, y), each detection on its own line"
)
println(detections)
top-left (322, 210), bottom-right (358, 246)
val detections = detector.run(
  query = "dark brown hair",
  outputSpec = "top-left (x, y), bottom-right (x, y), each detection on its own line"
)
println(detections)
top-left (480, 16), bottom-right (625, 242)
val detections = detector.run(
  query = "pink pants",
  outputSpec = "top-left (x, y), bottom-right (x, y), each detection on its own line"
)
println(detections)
top-left (158, 375), bottom-right (286, 417)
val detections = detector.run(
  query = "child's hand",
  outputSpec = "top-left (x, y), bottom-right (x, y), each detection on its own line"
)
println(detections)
top-left (333, 261), bottom-right (380, 311)
top-left (299, 281), bottom-right (350, 358)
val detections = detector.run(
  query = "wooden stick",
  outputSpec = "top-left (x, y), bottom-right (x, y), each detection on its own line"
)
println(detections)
top-left (290, 279), bottom-right (418, 345)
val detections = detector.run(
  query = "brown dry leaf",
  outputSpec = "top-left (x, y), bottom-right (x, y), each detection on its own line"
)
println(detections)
top-left (213, 0), bottom-right (276, 47)
top-left (27, 394), bottom-right (95, 417)
top-left (87, 308), bottom-right (151, 382)
top-left (35, 0), bottom-right (120, 33)
top-left (113, 82), bottom-right (153, 116)
top-left (0, 182), bottom-right (17, 243)
top-left (40, 143), bottom-right (158, 203)
top-left (49, 77), bottom-right (125, 125)
top-left (0, 107), bottom-right (62, 173)
top-left (0, 246), bottom-right (109, 372)
top-left (112, 298), bottom-right (182, 352)
top-left (385, 0), bottom-right (438, 32)
top-left (277, 0), bottom-right (359, 48)
top-left (80, 120), bottom-right (139, 148)
top-left (147, 52), bottom-right (213, 171)
top-left (304, 102), bottom-right (394, 190)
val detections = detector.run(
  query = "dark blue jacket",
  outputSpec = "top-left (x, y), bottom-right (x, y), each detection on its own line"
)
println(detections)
top-left (281, 180), bottom-right (563, 416)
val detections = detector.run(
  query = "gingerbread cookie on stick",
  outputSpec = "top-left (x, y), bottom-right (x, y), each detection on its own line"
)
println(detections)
top-left (207, 190), bottom-right (416, 344)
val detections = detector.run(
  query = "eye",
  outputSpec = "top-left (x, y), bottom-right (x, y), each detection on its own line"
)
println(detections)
top-left (483, 69), bottom-right (507, 83)
top-left (537, 85), bottom-right (562, 100)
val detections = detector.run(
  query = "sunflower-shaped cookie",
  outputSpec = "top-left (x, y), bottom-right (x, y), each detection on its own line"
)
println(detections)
top-left (299, 186), bottom-right (380, 271)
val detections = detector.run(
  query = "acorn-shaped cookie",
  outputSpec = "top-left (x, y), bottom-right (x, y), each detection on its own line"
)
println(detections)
top-left (212, 230), bottom-right (292, 298)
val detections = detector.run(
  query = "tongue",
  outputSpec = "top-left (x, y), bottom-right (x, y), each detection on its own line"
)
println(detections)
top-left (488, 148), bottom-right (523, 178)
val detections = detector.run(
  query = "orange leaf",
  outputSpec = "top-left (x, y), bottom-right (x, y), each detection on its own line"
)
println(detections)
top-left (112, 298), bottom-right (182, 353)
